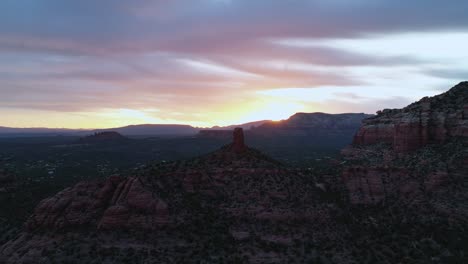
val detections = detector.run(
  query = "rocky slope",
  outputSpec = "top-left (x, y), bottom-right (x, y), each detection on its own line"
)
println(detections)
top-left (353, 82), bottom-right (468, 152)
top-left (342, 82), bottom-right (468, 205)
top-left (1, 128), bottom-right (339, 263)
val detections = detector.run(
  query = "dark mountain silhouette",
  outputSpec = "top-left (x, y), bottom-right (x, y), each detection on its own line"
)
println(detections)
top-left (93, 124), bottom-right (199, 136)
top-left (0, 124), bottom-right (200, 137)
top-left (198, 112), bottom-right (371, 137)
top-left (77, 132), bottom-right (129, 144)
top-left (0, 113), bottom-right (370, 137)
top-left (252, 112), bottom-right (373, 132)
top-left (206, 120), bottom-right (270, 130)
top-left (0, 127), bottom-right (86, 137)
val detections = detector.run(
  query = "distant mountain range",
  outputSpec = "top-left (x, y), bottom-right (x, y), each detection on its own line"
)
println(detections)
top-left (254, 112), bottom-right (372, 130)
top-left (0, 112), bottom-right (372, 137)
top-left (94, 124), bottom-right (199, 136)
top-left (0, 124), bottom-right (199, 137)
top-left (206, 120), bottom-right (270, 130)
top-left (77, 131), bottom-right (129, 144)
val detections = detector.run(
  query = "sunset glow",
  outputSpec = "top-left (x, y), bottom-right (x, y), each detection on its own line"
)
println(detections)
top-left (0, 1), bottom-right (467, 128)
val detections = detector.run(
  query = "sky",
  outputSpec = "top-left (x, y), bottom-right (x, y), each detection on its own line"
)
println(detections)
top-left (1, 0), bottom-right (467, 128)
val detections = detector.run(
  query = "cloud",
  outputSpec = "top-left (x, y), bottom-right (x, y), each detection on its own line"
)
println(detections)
top-left (1, 0), bottom-right (468, 56)
top-left (423, 68), bottom-right (468, 80)
top-left (318, 96), bottom-right (415, 114)
top-left (0, 0), bottom-right (467, 127)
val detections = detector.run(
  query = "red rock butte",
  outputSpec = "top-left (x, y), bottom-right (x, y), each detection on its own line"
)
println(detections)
top-left (342, 81), bottom-right (468, 204)
top-left (231, 127), bottom-right (246, 153)
top-left (352, 81), bottom-right (468, 153)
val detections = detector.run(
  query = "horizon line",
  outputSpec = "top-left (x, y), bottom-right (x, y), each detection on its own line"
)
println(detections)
top-left (0, 111), bottom-right (373, 130)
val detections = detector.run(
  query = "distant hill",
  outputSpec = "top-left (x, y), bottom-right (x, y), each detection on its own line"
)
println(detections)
top-left (78, 131), bottom-right (129, 144)
top-left (256, 112), bottom-right (373, 130)
top-left (249, 112), bottom-right (373, 137)
top-left (0, 127), bottom-right (85, 137)
top-left (0, 124), bottom-right (199, 137)
top-left (0, 127), bottom-right (80, 134)
top-left (206, 120), bottom-right (270, 130)
top-left (196, 113), bottom-right (373, 155)
top-left (93, 124), bottom-right (199, 136)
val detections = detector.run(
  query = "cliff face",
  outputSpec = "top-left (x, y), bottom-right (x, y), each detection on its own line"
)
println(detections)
top-left (353, 82), bottom-right (468, 153)
top-left (343, 82), bottom-right (468, 205)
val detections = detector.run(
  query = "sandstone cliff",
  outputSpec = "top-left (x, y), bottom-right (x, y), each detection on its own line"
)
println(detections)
top-left (343, 82), bottom-right (468, 205)
top-left (353, 82), bottom-right (468, 152)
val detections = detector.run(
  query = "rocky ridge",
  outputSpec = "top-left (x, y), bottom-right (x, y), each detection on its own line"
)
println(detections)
top-left (342, 82), bottom-right (468, 205)
top-left (353, 82), bottom-right (468, 152)
top-left (250, 113), bottom-right (372, 137)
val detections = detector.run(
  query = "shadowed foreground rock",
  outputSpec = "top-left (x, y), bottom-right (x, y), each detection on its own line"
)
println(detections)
top-left (25, 176), bottom-right (169, 231)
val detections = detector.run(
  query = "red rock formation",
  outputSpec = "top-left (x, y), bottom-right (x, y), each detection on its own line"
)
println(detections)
top-left (342, 166), bottom-right (450, 204)
top-left (231, 127), bottom-right (246, 152)
top-left (343, 82), bottom-right (468, 204)
top-left (353, 82), bottom-right (468, 153)
top-left (78, 131), bottom-right (128, 144)
top-left (22, 127), bottom-right (295, 234)
top-left (26, 176), bottom-right (169, 231)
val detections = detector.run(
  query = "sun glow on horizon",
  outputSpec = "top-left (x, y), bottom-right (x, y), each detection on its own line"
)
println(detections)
top-left (0, 1), bottom-right (467, 131)
top-left (0, 98), bottom-right (306, 129)
top-left (232, 100), bottom-right (303, 124)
